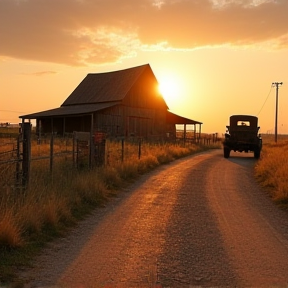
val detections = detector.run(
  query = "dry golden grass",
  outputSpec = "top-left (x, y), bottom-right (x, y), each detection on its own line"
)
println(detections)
top-left (0, 210), bottom-right (23, 248)
top-left (30, 137), bottom-right (73, 157)
top-left (255, 136), bottom-right (288, 204)
top-left (0, 139), bottom-right (215, 251)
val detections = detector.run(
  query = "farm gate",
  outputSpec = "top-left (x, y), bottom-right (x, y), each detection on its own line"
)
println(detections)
top-left (0, 124), bottom-right (107, 190)
top-left (0, 123), bottom-right (30, 191)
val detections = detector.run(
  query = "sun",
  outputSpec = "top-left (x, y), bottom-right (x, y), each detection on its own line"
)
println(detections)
top-left (159, 81), bottom-right (178, 99)
top-left (158, 74), bottom-right (182, 104)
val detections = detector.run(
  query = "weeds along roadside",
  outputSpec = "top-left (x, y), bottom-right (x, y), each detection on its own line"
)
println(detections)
top-left (254, 138), bottom-right (288, 208)
top-left (0, 140), bottom-right (220, 283)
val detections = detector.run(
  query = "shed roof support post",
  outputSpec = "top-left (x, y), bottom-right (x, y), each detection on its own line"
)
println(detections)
top-left (184, 124), bottom-right (187, 146)
top-left (199, 124), bottom-right (202, 143)
top-left (37, 119), bottom-right (41, 144)
top-left (51, 117), bottom-right (54, 134)
top-left (63, 117), bottom-right (66, 136)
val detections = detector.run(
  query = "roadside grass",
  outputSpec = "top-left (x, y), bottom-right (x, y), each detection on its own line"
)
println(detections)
top-left (254, 136), bottom-right (288, 209)
top-left (0, 140), bottom-right (220, 283)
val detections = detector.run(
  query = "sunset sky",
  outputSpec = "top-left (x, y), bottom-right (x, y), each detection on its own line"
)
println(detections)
top-left (1, 0), bottom-right (287, 134)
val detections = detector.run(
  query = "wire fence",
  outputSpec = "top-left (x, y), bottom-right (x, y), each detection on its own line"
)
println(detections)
top-left (0, 136), bottom-right (21, 191)
top-left (0, 126), bottom-right (221, 194)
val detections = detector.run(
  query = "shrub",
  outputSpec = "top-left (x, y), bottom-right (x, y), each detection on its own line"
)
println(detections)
top-left (115, 161), bottom-right (139, 181)
top-left (0, 210), bottom-right (23, 248)
top-left (137, 154), bottom-right (159, 174)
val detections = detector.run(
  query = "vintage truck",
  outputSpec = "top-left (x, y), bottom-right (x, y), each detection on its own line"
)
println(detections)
top-left (223, 115), bottom-right (262, 159)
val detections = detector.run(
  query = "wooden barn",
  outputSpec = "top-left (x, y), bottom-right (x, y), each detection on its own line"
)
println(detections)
top-left (20, 64), bottom-right (202, 141)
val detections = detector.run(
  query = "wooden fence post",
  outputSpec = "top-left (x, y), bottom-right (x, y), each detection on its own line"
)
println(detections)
top-left (22, 122), bottom-right (31, 187)
top-left (50, 133), bottom-right (54, 173)
top-left (16, 134), bottom-right (21, 186)
top-left (121, 139), bottom-right (124, 162)
top-left (138, 138), bottom-right (141, 159)
top-left (90, 132), bottom-right (94, 169)
top-left (73, 132), bottom-right (76, 167)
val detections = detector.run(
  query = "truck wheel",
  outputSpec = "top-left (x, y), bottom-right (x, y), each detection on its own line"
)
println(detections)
top-left (224, 147), bottom-right (230, 158)
top-left (254, 150), bottom-right (260, 159)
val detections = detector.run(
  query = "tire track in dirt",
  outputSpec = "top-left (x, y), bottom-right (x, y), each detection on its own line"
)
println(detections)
top-left (207, 151), bottom-right (288, 287)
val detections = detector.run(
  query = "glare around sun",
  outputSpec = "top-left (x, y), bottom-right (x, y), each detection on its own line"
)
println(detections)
top-left (158, 76), bottom-right (181, 103)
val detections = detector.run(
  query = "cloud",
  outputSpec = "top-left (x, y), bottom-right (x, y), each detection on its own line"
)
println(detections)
top-left (19, 71), bottom-right (58, 76)
top-left (209, 0), bottom-right (277, 9)
top-left (0, 0), bottom-right (287, 66)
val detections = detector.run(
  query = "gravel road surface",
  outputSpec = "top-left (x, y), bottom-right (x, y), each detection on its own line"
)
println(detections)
top-left (18, 149), bottom-right (288, 287)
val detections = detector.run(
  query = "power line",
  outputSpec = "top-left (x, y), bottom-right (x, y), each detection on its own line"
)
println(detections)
top-left (256, 84), bottom-right (273, 116)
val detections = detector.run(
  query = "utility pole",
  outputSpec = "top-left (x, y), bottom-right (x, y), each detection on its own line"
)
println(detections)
top-left (272, 82), bottom-right (283, 143)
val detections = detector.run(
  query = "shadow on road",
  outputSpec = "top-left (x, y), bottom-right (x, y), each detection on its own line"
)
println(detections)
top-left (157, 154), bottom-right (239, 287)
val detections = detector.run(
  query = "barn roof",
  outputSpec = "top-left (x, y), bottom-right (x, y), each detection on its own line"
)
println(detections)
top-left (19, 102), bottom-right (118, 119)
top-left (62, 63), bottom-right (153, 106)
top-left (20, 63), bottom-right (163, 119)
top-left (166, 111), bottom-right (202, 125)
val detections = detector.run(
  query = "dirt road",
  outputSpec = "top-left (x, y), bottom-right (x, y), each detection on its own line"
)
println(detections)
top-left (19, 149), bottom-right (288, 287)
